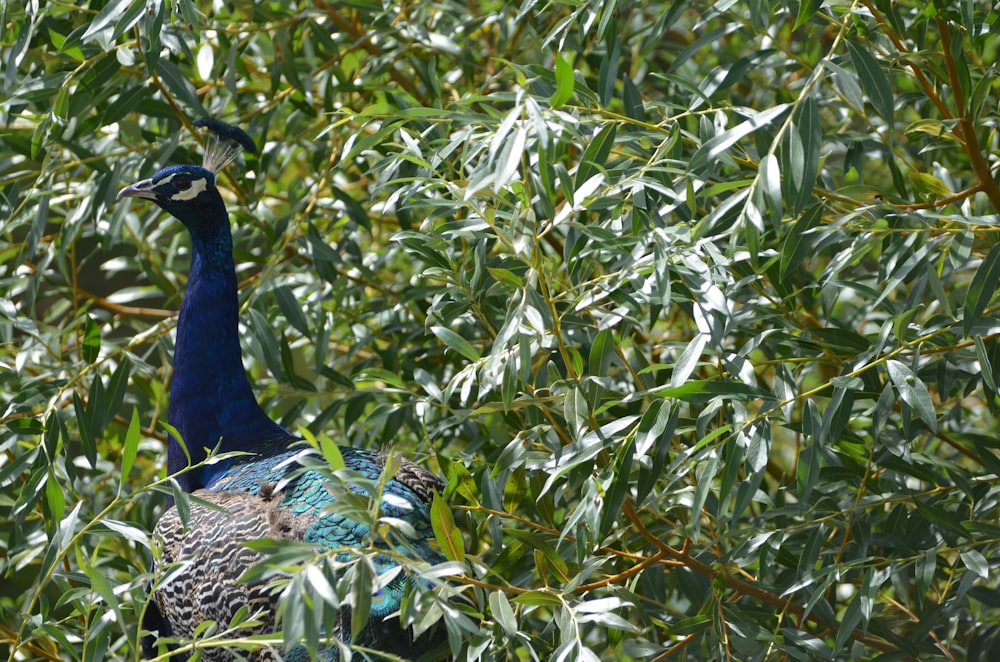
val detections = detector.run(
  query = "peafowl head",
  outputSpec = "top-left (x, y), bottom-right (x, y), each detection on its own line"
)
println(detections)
top-left (118, 119), bottom-right (256, 236)
top-left (117, 165), bottom-right (227, 235)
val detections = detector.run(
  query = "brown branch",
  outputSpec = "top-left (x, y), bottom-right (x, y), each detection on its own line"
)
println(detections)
top-left (934, 429), bottom-right (986, 463)
top-left (860, 0), bottom-right (952, 120)
top-left (889, 184), bottom-right (985, 211)
top-left (937, 17), bottom-right (1000, 212)
top-left (653, 632), bottom-right (699, 661)
top-left (576, 550), bottom-right (674, 593)
top-left (75, 287), bottom-right (173, 319)
top-left (0, 623), bottom-right (64, 661)
top-left (312, 1), bottom-right (430, 107)
top-left (621, 502), bottom-right (899, 655)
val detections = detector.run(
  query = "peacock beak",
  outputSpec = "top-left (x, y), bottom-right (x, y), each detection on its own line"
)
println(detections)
top-left (117, 178), bottom-right (159, 201)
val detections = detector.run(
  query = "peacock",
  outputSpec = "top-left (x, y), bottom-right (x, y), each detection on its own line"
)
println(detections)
top-left (118, 119), bottom-right (447, 661)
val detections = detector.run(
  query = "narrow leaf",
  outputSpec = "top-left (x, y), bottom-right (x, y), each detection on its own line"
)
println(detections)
top-left (318, 433), bottom-right (346, 471)
top-left (551, 51), bottom-right (575, 109)
top-left (600, 439), bottom-right (634, 536)
top-left (759, 153), bottom-right (782, 219)
top-left (671, 334), bottom-right (707, 388)
top-left (655, 380), bottom-right (774, 403)
top-left (82, 314), bottom-right (101, 363)
top-left (846, 41), bottom-right (894, 128)
top-left (974, 336), bottom-right (998, 392)
top-left (563, 386), bottom-right (589, 439)
top-left (273, 285), bottom-right (311, 336)
top-left (74, 392), bottom-right (97, 467)
top-left (81, 0), bottom-right (133, 40)
top-left (431, 491), bottom-right (465, 563)
top-left (690, 104), bottom-right (790, 173)
top-left (430, 326), bottom-right (481, 361)
top-left (959, 548), bottom-right (989, 580)
top-left (45, 471), bottom-right (66, 522)
top-left (780, 204), bottom-right (824, 282)
top-left (512, 590), bottom-right (565, 607)
top-left (489, 590), bottom-right (518, 637)
top-left (575, 124), bottom-right (617, 188)
top-left (793, 97), bottom-right (821, 210)
top-left (886, 360), bottom-right (937, 432)
top-left (963, 242), bottom-right (1000, 336)
top-left (118, 408), bottom-right (141, 496)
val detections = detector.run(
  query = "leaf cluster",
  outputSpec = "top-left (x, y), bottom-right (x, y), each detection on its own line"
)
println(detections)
top-left (2, 0), bottom-right (1000, 660)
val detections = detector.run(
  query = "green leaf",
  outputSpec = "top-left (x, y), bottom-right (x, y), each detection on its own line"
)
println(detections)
top-left (959, 548), bottom-right (989, 580)
top-left (563, 386), bottom-right (589, 439)
top-left (273, 285), bottom-right (311, 336)
top-left (575, 123), bottom-right (616, 188)
top-left (671, 334), bottom-right (707, 388)
top-left (885, 359), bottom-right (936, 432)
top-left (6, 417), bottom-right (44, 436)
top-left (104, 358), bottom-right (132, 430)
top-left (318, 432), bottom-right (346, 471)
top-left (963, 242), bottom-right (1000, 336)
top-left (551, 51), bottom-right (575, 109)
top-left (44, 471), bottom-right (66, 522)
top-left (588, 328), bottom-right (614, 377)
top-left (690, 104), bottom-right (790, 173)
top-left (792, 97), bottom-right (821, 210)
top-left (431, 491), bottom-right (465, 563)
top-left (636, 401), bottom-right (679, 502)
top-left (430, 325), bottom-right (481, 361)
top-left (153, 59), bottom-right (203, 112)
top-left (793, 0), bottom-right (821, 30)
top-left (351, 560), bottom-right (373, 643)
top-left (759, 153), bottom-right (782, 220)
top-left (489, 589), bottom-right (518, 637)
top-left (780, 204), bottom-right (824, 282)
top-left (834, 589), bottom-right (864, 652)
top-left (81, 0), bottom-right (134, 40)
top-left (512, 590), bottom-right (565, 607)
top-left (846, 40), bottom-right (894, 129)
top-left (974, 336), bottom-right (998, 392)
top-left (73, 392), bottom-right (97, 467)
top-left (915, 549), bottom-right (936, 600)
top-left (599, 438), bottom-right (634, 536)
top-left (82, 314), bottom-right (101, 363)
top-left (118, 408), bottom-right (141, 496)
top-left (689, 450), bottom-right (720, 539)
top-left (247, 308), bottom-right (283, 380)
top-left (652, 380), bottom-right (775, 403)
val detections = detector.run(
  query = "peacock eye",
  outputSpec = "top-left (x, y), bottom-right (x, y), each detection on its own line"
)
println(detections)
top-left (173, 175), bottom-right (192, 190)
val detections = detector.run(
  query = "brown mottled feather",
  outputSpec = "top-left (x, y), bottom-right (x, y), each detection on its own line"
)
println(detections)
top-left (153, 489), bottom-right (314, 661)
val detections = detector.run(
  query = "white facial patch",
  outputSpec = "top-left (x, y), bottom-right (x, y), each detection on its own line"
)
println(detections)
top-left (159, 172), bottom-right (210, 201)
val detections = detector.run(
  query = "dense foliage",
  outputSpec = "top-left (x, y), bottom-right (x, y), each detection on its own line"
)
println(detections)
top-left (3, 0), bottom-right (1000, 659)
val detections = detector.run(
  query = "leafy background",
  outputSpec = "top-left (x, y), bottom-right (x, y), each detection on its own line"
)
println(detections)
top-left (2, 0), bottom-right (1000, 659)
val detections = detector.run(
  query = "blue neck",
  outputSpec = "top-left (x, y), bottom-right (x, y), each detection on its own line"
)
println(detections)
top-left (167, 213), bottom-right (290, 491)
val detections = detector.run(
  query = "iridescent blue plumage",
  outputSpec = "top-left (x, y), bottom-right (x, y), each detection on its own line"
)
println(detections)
top-left (119, 121), bottom-right (446, 661)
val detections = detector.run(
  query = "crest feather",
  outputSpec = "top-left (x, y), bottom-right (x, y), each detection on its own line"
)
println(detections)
top-left (194, 118), bottom-right (257, 174)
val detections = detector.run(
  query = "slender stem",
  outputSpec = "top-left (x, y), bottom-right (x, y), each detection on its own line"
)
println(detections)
top-left (937, 16), bottom-right (1000, 211)
top-left (621, 502), bottom-right (898, 653)
top-left (860, 0), bottom-right (952, 119)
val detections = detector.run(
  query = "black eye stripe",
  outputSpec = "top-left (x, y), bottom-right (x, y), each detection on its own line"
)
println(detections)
top-left (173, 175), bottom-right (192, 190)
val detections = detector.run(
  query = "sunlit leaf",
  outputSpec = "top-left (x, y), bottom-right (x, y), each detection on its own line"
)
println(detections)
top-left (690, 104), bottom-right (790, 173)
top-left (551, 51), bottom-right (575, 109)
